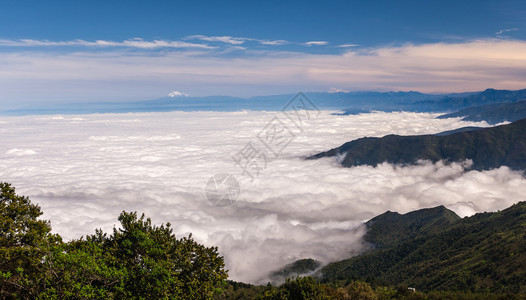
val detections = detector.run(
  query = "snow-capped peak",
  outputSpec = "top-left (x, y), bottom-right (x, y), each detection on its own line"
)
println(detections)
top-left (168, 91), bottom-right (190, 98)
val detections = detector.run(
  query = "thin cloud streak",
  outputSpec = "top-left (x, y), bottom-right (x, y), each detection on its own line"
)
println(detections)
top-left (305, 41), bottom-right (329, 46)
top-left (0, 38), bottom-right (215, 49)
top-left (337, 44), bottom-right (360, 47)
top-left (185, 35), bottom-right (289, 46)
top-left (185, 35), bottom-right (246, 45)
top-left (496, 28), bottom-right (519, 36)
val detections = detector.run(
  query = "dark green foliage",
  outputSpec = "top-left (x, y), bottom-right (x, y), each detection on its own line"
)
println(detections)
top-left (216, 277), bottom-right (526, 299)
top-left (438, 100), bottom-right (526, 125)
top-left (103, 211), bottom-right (228, 299)
top-left (3, 182), bottom-right (526, 298)
top-left (365, 206), bottom-right (460, 249)
top-left (320, 202), bottom-right (526, 294)
top-left (0, 182), bottom-right (62, 298)
top-left (0, 182), bottom-right (228, 299)
top-left (310, 118), bottom-right (526, 171)
top-left (270, 259), bottom-right (321, 283)
top-left (434, 126), bottom-right (482, 136)
top-left (214, 280), bottom-right (267, 300)
top-left (266, 276), bottom-right (332, 299)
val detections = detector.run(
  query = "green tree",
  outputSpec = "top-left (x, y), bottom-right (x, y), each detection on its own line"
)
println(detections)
top-left (102, 211), bottom-right (228, 299)
top-left (0, 182), bottom-right (61, 298)
top-left (0, 182), bottom-right (228, 299)
top-left (264, 277), bottom-right (332, 300)
top-left (43, 212), bottom-right (229, 299)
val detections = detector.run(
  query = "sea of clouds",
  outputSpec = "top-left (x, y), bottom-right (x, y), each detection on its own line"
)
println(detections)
top-left (1, 110), bottom-right (525, 283)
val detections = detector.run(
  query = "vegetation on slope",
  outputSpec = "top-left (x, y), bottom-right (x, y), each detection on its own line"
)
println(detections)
top-left (3, 181), bottom-right (525, 299)
top-left (320, 203), bottom-right (526, 294)
top-left (269, 259), bottom-right (321, 284)
top-left (365, 206), bottom-right (460, 249)
top-left (216, 277), bottom-right (524, 300)
top-left (310, 118), bottom-right (526, 171)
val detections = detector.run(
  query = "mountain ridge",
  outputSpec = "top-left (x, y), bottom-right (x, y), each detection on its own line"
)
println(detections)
top-left (309, 118), bottom-right (526, 171)
top-left (365, 205), bottom-right (461, 249)
top-left (438, 100), bottom-right (526, 125)
top-left (4, 88), bottom-right (526, 116)
top-left (319, 201), bottom-right (526, 294)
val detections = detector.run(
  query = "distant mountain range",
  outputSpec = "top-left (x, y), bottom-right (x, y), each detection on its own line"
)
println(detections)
top-left (438, 100), bottom-right (526, 125)
top-left (4, 88), bottom-right (526, 117)
top-left (310, 118), bottom-right (526, 171)
top-left (417, 88), bottom-right (526, 112)
top-left (335, 88), bottom-right (526, 115)
top-left (319, 202), bottom-right (526, 294)
top-left (0, 91), bottom-right (446, 115)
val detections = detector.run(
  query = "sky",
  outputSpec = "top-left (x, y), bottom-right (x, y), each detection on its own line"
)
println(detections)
top-left (2, 110), bottom-right (526, 283)
top-left (1, 0), bottom-right (526, 107)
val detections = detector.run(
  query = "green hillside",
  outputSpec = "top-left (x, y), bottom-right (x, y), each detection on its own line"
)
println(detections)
top-left (310, 118), bottom-right (526, 171)
top-left (365, 205), bottom-right (460, 249)
top-left (320, 202), bottom-right (526, 294)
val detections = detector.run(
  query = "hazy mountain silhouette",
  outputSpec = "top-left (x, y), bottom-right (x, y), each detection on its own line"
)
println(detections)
top-left (438, 100), bottom-right (526, 124)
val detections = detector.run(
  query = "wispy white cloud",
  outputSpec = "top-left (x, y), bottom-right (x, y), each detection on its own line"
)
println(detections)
top-left (258, 39), bottom-right (288, 46)
top-left (0, 38), bottom-right (215, 49)
top-left (336, 44), bottom-right (359, 47)
top-left (305, 41), bottom-right (329, 46)
top-left (496, 28), bottom-right (519, 36)
top-left (185, 35), bottom-right (246, 45)
top-left (185, 35), bottom-right (289, 46)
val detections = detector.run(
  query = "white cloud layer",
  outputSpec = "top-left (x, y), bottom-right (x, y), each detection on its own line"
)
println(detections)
top-left (2, 38), bottom-right (526, 106)
top-left (1, 111), bottom-right (525, 283)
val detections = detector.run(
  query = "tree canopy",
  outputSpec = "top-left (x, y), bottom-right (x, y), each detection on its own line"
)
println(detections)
top-left (0, 182), bottom-right (228, 299)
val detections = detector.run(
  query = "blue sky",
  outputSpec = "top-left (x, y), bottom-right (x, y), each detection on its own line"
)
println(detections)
top-left (1, 0), bottom-right (526, 107)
